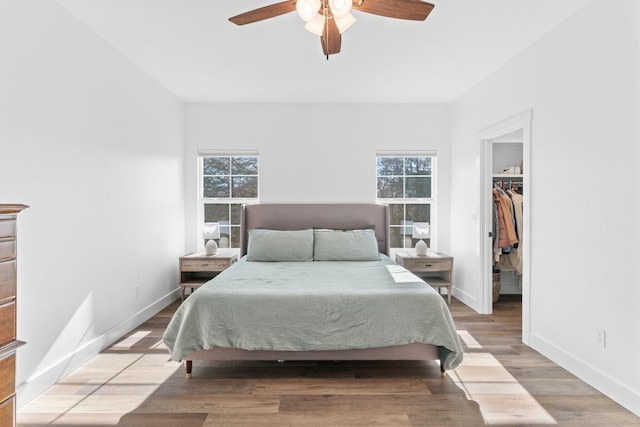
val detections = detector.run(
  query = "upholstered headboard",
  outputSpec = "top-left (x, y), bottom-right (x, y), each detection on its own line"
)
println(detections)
top-left (240, 204), bottom-right (390, 257)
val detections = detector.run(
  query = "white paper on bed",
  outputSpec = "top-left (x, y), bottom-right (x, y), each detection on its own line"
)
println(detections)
top-left (163, 255), bottom-right (463, 370)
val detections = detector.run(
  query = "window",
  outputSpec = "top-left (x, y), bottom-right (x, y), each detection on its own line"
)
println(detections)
top-left (376, 153), bottom-right (435, 249)
top-left (199, 153), bottom-right (259, 249)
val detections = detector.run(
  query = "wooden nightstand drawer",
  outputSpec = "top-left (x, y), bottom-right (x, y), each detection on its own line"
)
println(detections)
top-left (0, 353), bottom-right (16, 403)
top-left (401, 258), bottom-right (452, 273)
top-left (0, 238), bottom-right (15, 260)
top-left (0, 260), bottom-right (16, 302)
top-left (0, 303), bottom-right (16, 346)
top-left (0, 219), bottom-right (15, 239)
top-left (181, 259), bottom-right (231, 272)
top-left (0, 395), bottom-right (14, 427)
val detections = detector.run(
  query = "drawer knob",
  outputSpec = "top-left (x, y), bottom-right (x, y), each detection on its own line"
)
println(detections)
top-left (425, 264), bottom-right (433, 267)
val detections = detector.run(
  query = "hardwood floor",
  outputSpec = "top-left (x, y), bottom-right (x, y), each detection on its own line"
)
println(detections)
top-left (18, 296), bottom-right (639, 426)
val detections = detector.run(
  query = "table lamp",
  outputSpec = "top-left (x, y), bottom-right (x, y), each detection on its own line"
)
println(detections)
top-left (412, 222), bottom-right (430, 256)
top-left (203, 222), bottom-right (220, 256)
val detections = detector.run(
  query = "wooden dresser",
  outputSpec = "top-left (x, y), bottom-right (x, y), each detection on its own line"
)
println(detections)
top-left (0, 204), bottom-right (28, 427)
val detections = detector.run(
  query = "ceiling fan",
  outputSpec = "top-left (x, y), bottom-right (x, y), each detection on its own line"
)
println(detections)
top-left (229, 0), bottom-right (435, 58)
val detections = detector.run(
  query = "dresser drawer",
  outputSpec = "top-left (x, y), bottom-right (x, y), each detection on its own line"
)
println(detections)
top-left (0, 238), bottom-right (15, 260)
top-left (400, 258), bottom-right (452, 273)
top-left (0, 303), bottom-right (16, 346)
top-left (181, 259), bottom-right (230, 272)
top-left (0, 353), bottom-right (16, 404)
top-left (0, 260), bottom-right (16, 302)
top-left (0, 395), bottom-right (14, 427)
top-left (0, 219), bottom-right (15, 239)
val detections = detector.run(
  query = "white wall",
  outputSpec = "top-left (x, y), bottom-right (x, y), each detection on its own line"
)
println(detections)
top-left (184, 103), bottom-right (452, 253)
top-left (451, 0), bottom-right (639, 415)
top-left (0, 1), bottom-right (185, 405)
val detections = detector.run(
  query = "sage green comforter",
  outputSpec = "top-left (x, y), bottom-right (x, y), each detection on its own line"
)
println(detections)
top-left (163, 255), bottom-right (463, 370)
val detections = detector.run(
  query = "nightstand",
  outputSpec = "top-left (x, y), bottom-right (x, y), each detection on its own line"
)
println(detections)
top-left (395, 251), bottom-right (454, 304)
top-left (179, 251), bottom-right (238, 301)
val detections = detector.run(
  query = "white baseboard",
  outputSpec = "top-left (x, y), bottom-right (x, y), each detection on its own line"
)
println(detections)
top-left (528, 332), bottom-right (640, 417)
top-left (16, 289), bottom-right (180, 408)
top-left (451, 287), bottom-right (480, 312)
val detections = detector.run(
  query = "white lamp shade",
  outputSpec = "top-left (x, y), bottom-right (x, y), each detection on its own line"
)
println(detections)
top-left (203, 222), bottom-right (220, 240)
top-left (304, 13), bottom-right (325, 36)
top-left (296, 0), bottom-right (320, 22)
top-left (334, 13), bottom-right (356, 34)
top-left (412, 222), bottom-right (430, 239)
top-left (329, 0), bottom-right (352, 18)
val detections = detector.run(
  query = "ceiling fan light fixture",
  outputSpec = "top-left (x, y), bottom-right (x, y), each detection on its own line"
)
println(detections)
top-left (328, 0), bottom-right (352, 18)
top-left (296, 0), bottom-right (321, 22)
top-left (304, 13), bottom-right (325, 36)
top-left (334, 12), bottom-right (356, 33)
top-left (229, 0), bottom-right (435, 58)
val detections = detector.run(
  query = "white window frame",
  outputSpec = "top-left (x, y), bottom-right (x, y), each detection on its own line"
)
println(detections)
top-left (197, 150), bottom-right (259, 251)
top-left (376, 151), bottom-right (437, 251)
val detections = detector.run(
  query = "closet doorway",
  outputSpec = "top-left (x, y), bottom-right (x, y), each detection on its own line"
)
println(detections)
top-left (479, 110), bottom-right (531, 344)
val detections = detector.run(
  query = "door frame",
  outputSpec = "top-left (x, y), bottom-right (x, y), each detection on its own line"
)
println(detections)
top-left (479, 110), bottom-right (532, 344)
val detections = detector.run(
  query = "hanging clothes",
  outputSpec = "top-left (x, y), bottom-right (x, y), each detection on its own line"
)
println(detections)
top-left (499, 189), bottom-right (523, 275)
top-left (492, 200), bottom-right (501, 263)
top-left (493, 190), bottom-right (508, 263)
top-left (493, 187), bottom-right (518, 246)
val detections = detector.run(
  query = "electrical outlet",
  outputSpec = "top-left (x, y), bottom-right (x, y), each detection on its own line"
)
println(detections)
top-left (596, 329), bottom-right (606, 348)
top-left (133, 285), bottom-right (139, 299)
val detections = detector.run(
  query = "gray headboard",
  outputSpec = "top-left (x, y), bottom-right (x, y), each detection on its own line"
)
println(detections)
top-left (240, 204), bottom-right (390, 257)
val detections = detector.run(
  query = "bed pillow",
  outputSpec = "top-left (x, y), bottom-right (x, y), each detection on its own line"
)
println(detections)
top-left (247, 228), bottom-right (314, 262)
top-left (313, 228), bottom-right (380, 261)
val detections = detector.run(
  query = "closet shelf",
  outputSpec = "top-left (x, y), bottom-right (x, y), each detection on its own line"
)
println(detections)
top-left (492, 173), bottom-right (523, 179)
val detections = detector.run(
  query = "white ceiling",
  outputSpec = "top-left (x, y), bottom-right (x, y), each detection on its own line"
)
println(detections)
top-left (56, 0), bottom-right (589, 103)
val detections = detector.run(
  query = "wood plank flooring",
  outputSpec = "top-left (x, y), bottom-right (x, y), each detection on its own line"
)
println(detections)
top-left (18, 296), bottom-right (640, 426)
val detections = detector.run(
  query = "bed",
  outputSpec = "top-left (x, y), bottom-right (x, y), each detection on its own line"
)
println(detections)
top-left (163, 203), bottom-right (463, 378)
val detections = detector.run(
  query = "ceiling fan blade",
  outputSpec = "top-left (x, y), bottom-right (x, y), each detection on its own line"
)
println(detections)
top-left (353, 0), bottom-right (434, 21)
top-left (321, 17), bottom-right (341, 56)
top-left (229, 0), bottom-right (296, 25)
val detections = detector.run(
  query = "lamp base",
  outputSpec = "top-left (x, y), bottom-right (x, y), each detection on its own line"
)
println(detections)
top-left (205, 239), bottom-right (218, 256)
top-left (415, 239), bottom-right (428, 256)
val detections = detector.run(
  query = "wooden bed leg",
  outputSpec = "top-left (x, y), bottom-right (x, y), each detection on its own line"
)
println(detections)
top-left (440, 361), bottom-right (446, 377)
top-left (185, 360), bottom-right (192, 379)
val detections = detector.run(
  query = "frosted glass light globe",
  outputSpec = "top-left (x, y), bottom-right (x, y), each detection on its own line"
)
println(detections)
top-left (329, 0), bottom-right (352, 18)
top-left (334, 13), bottom-right (356, 33)
top-left (296, 0), bottom-right (321, 22)
top-left (304, 13), bottom-right (325, 36)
